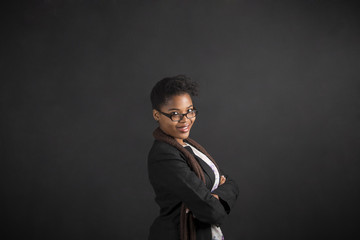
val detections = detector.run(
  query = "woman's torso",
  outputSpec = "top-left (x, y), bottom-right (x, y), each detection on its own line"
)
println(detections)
top-left (147, 140), bottom-right (220, 240)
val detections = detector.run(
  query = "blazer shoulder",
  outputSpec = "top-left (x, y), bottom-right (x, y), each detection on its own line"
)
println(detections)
top-left (148, 140), bottom-right (184, 162)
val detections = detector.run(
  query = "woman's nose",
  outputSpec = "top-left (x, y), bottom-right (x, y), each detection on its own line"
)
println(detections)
top-left (179, 114), bottom-right (189, 123)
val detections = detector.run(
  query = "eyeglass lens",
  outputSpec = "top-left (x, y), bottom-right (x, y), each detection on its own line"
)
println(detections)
top-left (171, 111), bottom-right (196, 121)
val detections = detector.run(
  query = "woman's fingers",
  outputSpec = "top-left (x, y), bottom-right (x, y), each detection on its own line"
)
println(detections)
top-left (211, 194), bottom-right (219, 200)
top-left (220, 175), bottom-right (226, 185)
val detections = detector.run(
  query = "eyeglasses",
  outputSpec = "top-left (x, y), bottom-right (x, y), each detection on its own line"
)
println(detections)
top-left (157, 109), bottom-right (198, 122)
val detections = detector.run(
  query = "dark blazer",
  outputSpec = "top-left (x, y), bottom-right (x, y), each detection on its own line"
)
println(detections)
top-left (148, 140), bottom-right (239, 240)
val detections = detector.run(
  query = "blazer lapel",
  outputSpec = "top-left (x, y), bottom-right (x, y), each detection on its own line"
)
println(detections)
top-left (184, 146), bottom-right (215, 190)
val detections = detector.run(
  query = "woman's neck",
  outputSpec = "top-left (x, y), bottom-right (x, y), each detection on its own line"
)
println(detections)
top-left (175, 138), bottom-right (184, 145)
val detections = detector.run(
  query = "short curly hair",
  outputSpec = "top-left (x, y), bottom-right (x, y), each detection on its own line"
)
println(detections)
top-left (150, 75), bottom-right (199, 110)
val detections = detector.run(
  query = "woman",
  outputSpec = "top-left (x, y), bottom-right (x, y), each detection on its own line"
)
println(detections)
top-left (148, 75), bottom-right (239, 240)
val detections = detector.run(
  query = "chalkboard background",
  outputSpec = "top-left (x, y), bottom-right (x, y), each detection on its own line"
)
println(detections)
top-left (2, 1), bottom-right (359, 239)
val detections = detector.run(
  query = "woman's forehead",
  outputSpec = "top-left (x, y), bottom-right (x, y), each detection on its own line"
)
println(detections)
top-left (163, 93), bottom-right (193, 110)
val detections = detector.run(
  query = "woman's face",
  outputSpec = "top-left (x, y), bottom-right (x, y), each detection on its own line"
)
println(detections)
top-left (153, 93), bottom-right (196, 145)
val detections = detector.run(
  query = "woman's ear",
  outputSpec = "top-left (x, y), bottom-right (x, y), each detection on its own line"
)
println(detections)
top-left (152, 109), bottom-right (160, 121)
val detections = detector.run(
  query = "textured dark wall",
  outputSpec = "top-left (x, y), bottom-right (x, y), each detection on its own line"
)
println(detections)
top-left (2, 1), bottom-right (360, 239)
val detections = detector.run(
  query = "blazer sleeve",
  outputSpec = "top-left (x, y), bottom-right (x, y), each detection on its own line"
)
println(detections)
top-left (148, 145), bottom-right (228, 226)
top-left (211, 170), bottom-right (239, 214)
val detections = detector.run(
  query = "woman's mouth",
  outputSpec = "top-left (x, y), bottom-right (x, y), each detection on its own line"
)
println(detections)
top-left (177, 125), bottom-right (190, 133)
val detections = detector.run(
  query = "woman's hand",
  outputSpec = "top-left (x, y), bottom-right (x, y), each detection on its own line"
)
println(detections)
top-left (211, 194), bottom-right (219, 200)
top-left (220, 175), bottom-right (226, 185)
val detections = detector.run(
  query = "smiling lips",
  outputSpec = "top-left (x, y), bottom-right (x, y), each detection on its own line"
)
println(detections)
top-left (177, 124), bottom-right (190, 133)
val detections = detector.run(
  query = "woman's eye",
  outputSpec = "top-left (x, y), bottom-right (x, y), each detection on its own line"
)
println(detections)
top-left (187, 109), bottom-right (194, 113)
top-left (171, 112), bottom-right (179, 116)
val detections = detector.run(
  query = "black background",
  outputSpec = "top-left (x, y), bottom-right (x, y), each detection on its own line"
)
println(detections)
top-left (2, 1), bottom-right (360, 239)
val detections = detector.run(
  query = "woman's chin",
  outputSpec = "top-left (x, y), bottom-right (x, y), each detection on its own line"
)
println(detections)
top-left (178, 131), bottom-right (190, 139)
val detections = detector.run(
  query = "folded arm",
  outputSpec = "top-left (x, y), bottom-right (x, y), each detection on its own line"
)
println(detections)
top-left (148, 150), bottom-right (228, 225)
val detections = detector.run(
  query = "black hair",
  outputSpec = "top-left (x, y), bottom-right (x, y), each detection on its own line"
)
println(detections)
top-left (150, 75), bottom-right (199, 110)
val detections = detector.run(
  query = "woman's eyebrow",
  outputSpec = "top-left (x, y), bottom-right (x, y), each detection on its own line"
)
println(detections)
top-left (167, 105), bottom-right (193, 111)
